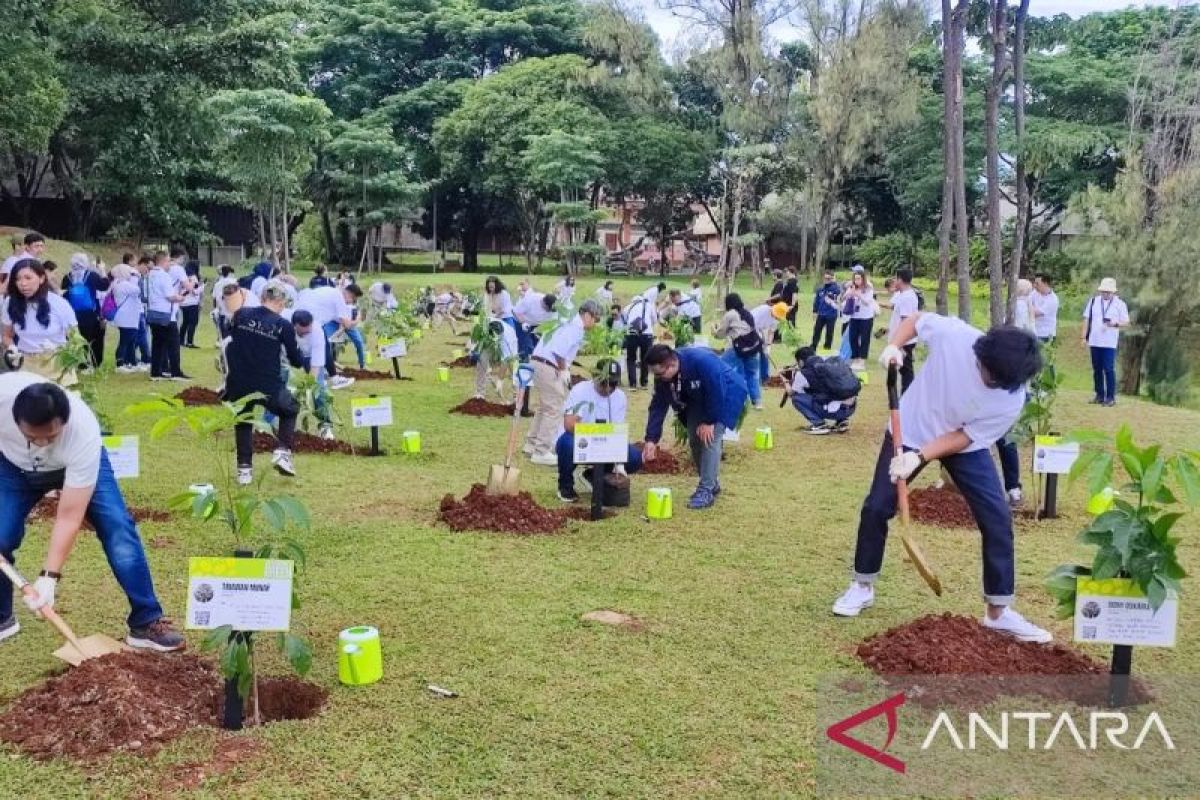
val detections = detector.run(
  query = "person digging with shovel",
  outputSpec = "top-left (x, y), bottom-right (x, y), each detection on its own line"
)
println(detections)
top-left (554, 359), bottom-right (643, 503)
top-left (0, 373), bottom-right (185, 651)
top-left (831, 312), bottom-right (1053, 643)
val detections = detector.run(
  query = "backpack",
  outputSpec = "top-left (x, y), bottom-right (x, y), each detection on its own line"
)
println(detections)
top-left (915, 288), bottom-right (926, 310)
top-left (627, 299), bottom-right (649, 334)
top-left (237, 274), bottom-right (256, 290)
top-left (100, 292), bottom-right (119, 321)
top-left (731, 308), bottom-right (763, 357)
top-left (804, 356), bottom-right (861, 401)
top-left (64, 280), bottom-right (97, 313)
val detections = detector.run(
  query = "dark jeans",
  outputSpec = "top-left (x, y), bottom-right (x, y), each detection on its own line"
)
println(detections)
top-left (848, 318), bottom-right (873, 359)
top-left (180, 305), bottom-right (200, 346)
top-left (852, 433), bottom-right (1015, 604)
top-left (234, 390), bottom-right (299, 467)
top-left (624, 333), bottom-right (653, 388)
top-left (812, 316), bottom-right (836, 350)
top-left (149, 320), bottom-right (181, 377)
top-left (996, 436), bottom-right (1021, 492)
top-left (1090, 346), bottom-right (1117, 402)
top-left (136, 317), bottom-right (151, 364)
top-left (690, 316), bottom-right (702, 334)
top-left (899, 343), bottom-right (916, 393)
top-left (792, 393), bottom-right (856, 426)
top-left (687, 416), bottom-right (725, 494)
top-left (0, 452), bottom-right (164, 628)
top-left (555, 433), bottom-right (644, 494)
top-left (116, 326), bottom-right (140, 366)
top-left (77, 313), bottom-right (106, 367)
top-left (321, 321), bottom-right (341, 377)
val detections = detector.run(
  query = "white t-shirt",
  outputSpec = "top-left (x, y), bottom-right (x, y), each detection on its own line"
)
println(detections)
top-left (296, 286), bottom-right (351, 328)
top-left (147, 268), bottom-right (178, 320)
top-left (1012, 296), bottom-right (1034, 332)
top-left (297, 324), bottom-right (327, 371)
top-left (514, 291), bottom-right (550, 325)
top-left (497, 322), bottom-right (518, 361)
top-left (2, 293), bottom-right (78, 353)
top-left (750, 303), bottom-right (778, 339)
top-left (674, 296), bottom-right (702, 320)
top-left (559, 380), bottom-right (628, 437)
top-left (212, 277), bottom-right (236, 310)
top-left (894, 314), bottom-right (1025, 453)
top-left (687, 286), bottom-right (702, 305)
top-left (533, 315), bottom-right (585, 364)
top-left (555, 281), bottom-right (575, 303)
top-left (622, 296), bottom-right (659, 334)
top-left (487, 289), bottom-right (514, 318)
top-left (847, 287), bottom-right (877, 320)
top-left (1083, 295), bottom-right (1130, 349)
top-left (594, 287), bottom-right (613, 307)
top-left (1030, 290), bottom-right (1059, 339)
top-left (888, 287), bottom-right (919, 344)
top-left (180, 276), bottom-right (202, 307)
top-left (251, 276), bottom-right (268, 298)
top-left (643, 286), bottom-right (660, 305)
top-left (111, 278), bottom-right (143, 329)
top-left (0, 372), bottom-right (102, 488)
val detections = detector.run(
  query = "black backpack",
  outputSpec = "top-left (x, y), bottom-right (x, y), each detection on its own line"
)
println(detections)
top-left (237, 274), bottom-right (256, 290)
top-left (803, 356), bottom-right (861, 401)
top-left (627, 299), bottom-right (650, 334)
top-left (731, 308), bottom-right (763, 357)
top-left (915, 288), bottom-right (926, 310)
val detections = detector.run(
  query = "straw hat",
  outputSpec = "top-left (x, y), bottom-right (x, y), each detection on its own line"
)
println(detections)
top-left (1097, 277), bottom-right (1118, 293)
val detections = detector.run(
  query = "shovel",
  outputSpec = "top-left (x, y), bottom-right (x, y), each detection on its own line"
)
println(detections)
top-left (487, 364), bottom-right (533, 496)
top-left (0, 555), bottom-right (129, 665)
top-left (887, 365), bottom-right (943, 597)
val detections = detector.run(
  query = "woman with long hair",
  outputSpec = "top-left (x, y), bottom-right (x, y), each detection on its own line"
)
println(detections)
top-left (1, 259), bottom-right (79, 382)
top-left (484, 275), bottom-right (516, 329)
top-left (841, 271), bottom-right (878, 369)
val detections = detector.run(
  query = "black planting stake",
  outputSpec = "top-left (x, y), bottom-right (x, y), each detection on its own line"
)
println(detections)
top-left (222, 547), bottom-right (255, 731)
top-left (391, 356), bottom-right (402, 380)
top-left (590, 462), bottom-right (610, 522)
top-left (1109, 644), bottom-right (1133, 707)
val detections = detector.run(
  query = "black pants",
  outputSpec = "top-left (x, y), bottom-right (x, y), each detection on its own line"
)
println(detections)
top-left (234, 391), bottom-right (299, 467)
top-left (690, 317), bottom-right (702, 334)
top-left (811, 316), bottom-right (836, 350)
top-left (899, 343), bottom-right (917, 393)
top-left (77, 313), bottom-right (105, 367)
top-left (180, 305), bottom-right (200, 346)
top-left (848, 318), bottom-right (873, 360)
top-left (624, 333), bottom-right (653, 388)
top-left (149, 321), bottom-right (181, 377)
top-left (785, 303), bottom-right (798, 328)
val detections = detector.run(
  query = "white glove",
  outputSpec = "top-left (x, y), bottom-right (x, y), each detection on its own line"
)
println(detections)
top-left (4, 346), bottom-right (22, 370)
top-left (24, 575), bottom-right (57, 613)
top-left (878, 344), bottom-right (905, 369)
top-left (889, 451), bottom-right (923, 483)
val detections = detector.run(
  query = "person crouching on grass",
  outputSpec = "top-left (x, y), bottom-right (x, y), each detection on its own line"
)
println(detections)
top-left (555, 359), bottom-right (643, 502)
top-left (831, 311), bottom-right (1052, 643)
top-left (642, 343), bottom-right (748, 510)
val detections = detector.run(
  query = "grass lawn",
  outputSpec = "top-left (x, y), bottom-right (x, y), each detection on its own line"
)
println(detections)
top-left (0, 245), bottom-right (1197, 797)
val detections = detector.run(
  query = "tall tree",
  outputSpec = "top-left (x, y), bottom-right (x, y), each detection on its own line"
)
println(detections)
top-left (1006, 0), bottom-right (1030, 321)
top-left (984, 0), bottom-right (1009, 327)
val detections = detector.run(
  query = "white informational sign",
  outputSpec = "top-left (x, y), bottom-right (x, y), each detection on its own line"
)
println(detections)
top-left (1074, 577), bottom-right (1178, 648)
top-left (186, 557), bottom-right (294, 632)
top-left (1034, 435), bottom-right (1080, 475)
top-left (102, 436), bottom-right (139, 479)
top-left (573, 423), bottom-right (630, 464)
top-left (351, 396), bottom-right (393, 428)
top-left (379, 338), bottom-right (407, 359)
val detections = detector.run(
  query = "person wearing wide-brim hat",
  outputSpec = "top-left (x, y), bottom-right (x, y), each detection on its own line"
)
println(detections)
top-left (1081, 277), bottom-right (1130, 407)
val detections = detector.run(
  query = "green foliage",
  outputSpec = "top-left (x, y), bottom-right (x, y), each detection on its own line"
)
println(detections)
top-left (1011, 342), bottom-right (1064, 444)
top-left (1047, 425), bottom-right (1199, 615)
top-left (853, 233), bottom-right (918, 276)
top-left (291, 371), bottom-right (341, 435)
top-left (779, 322), bottom-right (805, 352)
top-left (583, 323), bottom-right (624, 357)
top-left (54, 331), bottom-right (114, 432)
top-left (664, 315), bottom-right (695, 348)
top-left (292, 214), bottom-right (327, 267)
top-left (1145, 326), bottom-right (1192, 407)
top-left (469, 310), bottom-right (503, 364)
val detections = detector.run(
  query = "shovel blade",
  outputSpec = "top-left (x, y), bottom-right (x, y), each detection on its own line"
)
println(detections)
top-left (901, 533), bottom-right (943, 597)
top-left (486, 464), bottom-right (521, 496)
top-left (53, 634), bottom-right (130, 666)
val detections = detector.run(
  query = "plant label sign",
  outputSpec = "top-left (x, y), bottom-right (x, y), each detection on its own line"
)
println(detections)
top-left (102, 436), bottom-right (139, 479)
top-left (1033, 435), bottom-right (1080, 474)
top-left (1074, 577), bottom-right (1178, 648)
top-left (351, 396), bottom-right (393, 428)
top-left (573, 423), bottom-right (629, 464)
top-left (186, 557), bottom-right (294, 632)
top-left (379, 338), bottom-right (407, 359)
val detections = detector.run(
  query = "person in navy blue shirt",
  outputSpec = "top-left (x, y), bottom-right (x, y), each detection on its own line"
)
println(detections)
top-left (811, 269), bottom-right (841, 350)
top-left (642, 344), bottom-right (748, 509)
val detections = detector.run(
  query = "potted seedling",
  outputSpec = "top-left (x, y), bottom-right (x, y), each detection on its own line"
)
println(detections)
top-left (127, 395), bottom-right (314, 728)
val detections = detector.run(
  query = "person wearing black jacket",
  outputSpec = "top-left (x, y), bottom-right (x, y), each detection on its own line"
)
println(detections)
top-left (223, 282), bottom-right (303, 485)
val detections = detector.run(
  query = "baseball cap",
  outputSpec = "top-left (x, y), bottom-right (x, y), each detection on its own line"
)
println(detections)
top-left (594, 358), bottom-right (622, 386)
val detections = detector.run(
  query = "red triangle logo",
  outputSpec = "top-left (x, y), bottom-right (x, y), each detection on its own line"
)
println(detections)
top-left (825, 691), bottom-right (907, 774)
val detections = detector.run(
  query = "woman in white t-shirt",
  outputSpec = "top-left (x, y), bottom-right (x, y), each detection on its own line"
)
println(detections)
top-left (1, 259), bottom-right (79, 382)
top-left (179, 262), bottom-right (204, 348)
top-left (555, 276), bottom-right (576, 307)
top-left (841, 271), bottom-right (878, 368)
top-left (484, 276), bottom-right (515, 327)
top-left (109, 264), bottom-right (147, 371)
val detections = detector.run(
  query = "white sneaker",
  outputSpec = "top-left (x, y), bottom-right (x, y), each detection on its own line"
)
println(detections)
top-left (753, 403), bottom-right (764, 410)
top-left (136, 363), bottom-right (152, 372)
top-left (521, 442), bottom-right (536, 456)
top-left (271, 449), bottom-right (296, 477)
top-left (116, 365), bottom-right (136, 374)
top-left (1007, 488), bottom-right (1024, 508)
top-left (530, 451), bottom-right (558, 467)
top-left (981, 607), bottom-right (1052, 643)
top-left (832, 582), bottom-right (875, 617)
top-left (237, 467), bottom-right (253, 486)
top-left (329, 376), bottom-right (355, 390)
top-left (319, 425), bottom-right (335, 441)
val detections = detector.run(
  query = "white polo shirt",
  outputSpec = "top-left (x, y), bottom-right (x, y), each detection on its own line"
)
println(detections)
top-left (532, 315), bottom-right (585, 365)
top-left (1083, 294), bottom-right (1129, 349)
top-left (0, 372), bottom-right (102, 488)
top-left (1030, 290), bottom-right (1059, 339)
top-left (888, 287), bottom-right (919, 345)
top-left (297, 323), bottom-right (327, 371)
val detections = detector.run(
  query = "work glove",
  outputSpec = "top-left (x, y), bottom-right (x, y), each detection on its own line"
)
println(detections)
top-left (4, 345), bottom-right (23, 370)
top-left (24, 575), bottom-right (57, 613)
top-left (878, 344), bottom-right (905, 369)
top-left (889, 451), bottom-right (923, 484)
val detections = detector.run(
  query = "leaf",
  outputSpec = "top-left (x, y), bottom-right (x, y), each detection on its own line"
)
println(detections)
top-left (201, 625), bottom-right (234, 653)
top-left (1092, 546), bottom-right (1122, 580)
top-left (168, 491), bottom-right (197, 513)
top-left (1152, 513), bottom-right (1183, 543)
top-left (192, 490), bottom-right (217, 522)
top-left (237, 664), bottom-right (254, 700)
top-left (255, 544), bottom-right (274, 559)
top-left (1145, 576), bottom-right (1168, 612)
top-left (1140, 458), bottom-right (1165, 506)
top-left (281, 634), bottom-right (313, 676)
top-left (1065, 428), bottom-right (1110, 446)
top-left (280, 539), bottom-right (307, 570)
top-left (276, 496), bottom-right (311, 530)
top-left (1109, 514), bottom-right (1144, 560)
top-left (1115, 424), bottom-right (1134, 454)
top-left (219, 638), bottom-right (242, 679)
top-left (149, 415), bottom-right (181, 441)
top-left (1172, 454), bottom-right (1200, 507)
top-left (1119, 451), bottom-right (1143, 482)
top-left (1084, 452), bottom-right (1114, 497)
top-left (260, 499), bottom-right (285, 532)
top-left (1138, 444), bottom-right (1162, 472)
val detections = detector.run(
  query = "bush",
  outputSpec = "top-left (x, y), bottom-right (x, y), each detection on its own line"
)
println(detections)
top-left (1145, 329), bottom-right (1192, 407)
top-left (1029, 247), bottom-right (1076, 287)
top-left (293, 214), bottom-right (326, 266)
top-left (852, 233), bottom-right (916, 276)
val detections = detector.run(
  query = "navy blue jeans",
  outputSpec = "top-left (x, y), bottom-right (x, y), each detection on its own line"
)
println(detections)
top-left (555, 433), bottom-right (643, 494)
top-left (0, 451), bottom-right (164, 628)
top-left (136, 317), bottom-right (151, 364)
top-left (1090, 346), bottom-right (1117, 402)
top-left (852, 433), bottom-right (1015, 604)
top-left (995, 436), bottom-right (1021, 492)
top-left (791, 393), bottom-right (855, 426)
top-left (116, 326), bottom-right (140, 367)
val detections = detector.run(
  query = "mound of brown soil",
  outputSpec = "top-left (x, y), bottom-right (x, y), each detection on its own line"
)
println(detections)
top-left (251, 431), bottom-right (354, 455)
top-left (30, 497), bottom-right (170, 530)
top-left (764, 375), bottom-right (786, 388)
top-left (633, 442), bottom-right (691, 475)
top-left (339, 367), bottom-right (406, 381)
top-left (176, 387), bottom-right (222, 406)
top-left (443, 356), bottom-right (473, 368)
top-left (909, 486), bottom-right (976, 528)
top-left (439, 483), bottom-right (568, 534)
top-left (449, 398), bottom-right (515, 417)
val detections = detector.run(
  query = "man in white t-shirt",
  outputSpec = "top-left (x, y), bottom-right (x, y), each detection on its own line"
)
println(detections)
top-left (513, 289), bottom-right (557, 360)
top-left (296, 283), bottom-right (362, 387)
top-left (887, 269), bottom-right (921, 392)
top-left (621, 291), bottom-right (660, 390)
top-left (553, 359), bottom-right (643, 502)
top-left (832, 312), bottom-right (1052, 644)
top-left (1030, 274), bottom-right (1060, 342)
top-left (1081, 277), bottom-right (1129, 406)
top-left (666, 288), bottom-right (703, 333)
top-left (0, 374), bottom-right (184, 650)
top-left (526, 300), bottom-right (601, 464)
top-left (291, 309), bottom-right (342, 438)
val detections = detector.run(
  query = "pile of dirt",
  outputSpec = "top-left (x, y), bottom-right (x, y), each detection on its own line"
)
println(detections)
top-left (633, 442), bottom-right (691, 475)
top-left (439, 483), bottom-right (568, 534)
top-left (449, 398), bottom-right (515, 417)
top-left (909, 486), bottom-right (975, 528)
top-left (176, 387), bottom-right (222, 406)
top-left (857, 614), bottom-right (1147, 707)
top-left (251, 431), bottom-right (354, 455)
top-left (764, 375), bottom-right (786, 388)
top-left (255, 677), bottom-right (329, 722)
top-left (30, 497), bottom-right (171, 529)
top-left (444, 356), bottom-right (474, 368)
top-left (339, 367), bottom-right (406, 381)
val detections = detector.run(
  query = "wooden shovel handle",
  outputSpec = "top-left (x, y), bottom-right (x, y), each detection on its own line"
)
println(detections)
top-left (886, 366), bottom-right (911, 525)
top-left (0, 555), bottom-right (84, 650)
top-left (503, 386), bottom-right (524, 470)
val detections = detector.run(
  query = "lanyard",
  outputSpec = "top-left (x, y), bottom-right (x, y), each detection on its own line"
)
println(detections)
top-left (1100, 296), bottom-right (1115, 319)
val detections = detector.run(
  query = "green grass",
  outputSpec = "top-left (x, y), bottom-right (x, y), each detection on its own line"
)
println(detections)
top-left (0, 247), bottom-right (1198, 797)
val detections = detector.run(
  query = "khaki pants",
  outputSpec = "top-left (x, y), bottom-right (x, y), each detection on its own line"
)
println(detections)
top-left (524, 360), bottom-right (566, 455)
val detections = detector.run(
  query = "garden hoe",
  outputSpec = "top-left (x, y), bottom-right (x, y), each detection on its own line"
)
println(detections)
top-left (887, 366), bottom-right (943, 597)
top-left (487, 364), bottom-right (533, 496)
top-left (0, 555), bottom-right (128, 666)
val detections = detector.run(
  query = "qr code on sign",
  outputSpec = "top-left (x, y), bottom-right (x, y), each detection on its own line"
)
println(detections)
top-left (194, 611), bottom-right (210, 626)
top-left (1082, 625), bottom-right (1097, 640)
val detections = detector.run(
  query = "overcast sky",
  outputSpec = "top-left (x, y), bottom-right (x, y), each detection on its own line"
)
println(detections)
top-left (634, 0), bottom-right (1184, 52)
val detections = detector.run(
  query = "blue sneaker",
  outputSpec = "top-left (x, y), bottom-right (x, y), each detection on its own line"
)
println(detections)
top-left (687, 487), bottom-right (716, 510)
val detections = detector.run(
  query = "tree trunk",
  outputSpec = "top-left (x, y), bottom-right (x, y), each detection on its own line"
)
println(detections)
top-left (320, 207), bottom-right (338, 265)
top-left (814, 198), bottom-right (836, 275)
top-left (984, 0), bottom-right (1008, 328)
top-left (1119, 329), bottom-right (1148, 396)
top-left (281, 190), bottom-right (291, 272)
top-left (463, 213), bottom-right (480, 273)
top-left (936, 0), bottom-right (956, 316)
top-left (268, 195), bottom-right (280, 269)
top-left (799, 225), bottom-right (809, 273)
top-left (1007, 0), bottom-right (1031, 322)
top-left (951, 0), bottom-right (971, 323)
top-left (257, 211), bottom-right (268, 258)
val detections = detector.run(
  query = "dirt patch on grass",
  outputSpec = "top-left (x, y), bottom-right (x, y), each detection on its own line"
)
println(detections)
top-left (439, 483), bottom-right (569, 534)
top-left (764, 375), bottom-right (786, 388)
top-left (251, 431), bottom-right (354, 455)
top-left (30, 497), bottom-right (171, 530)
top-left (339, 367), bottom-right (408, 381)
top-left (580, 609), bottom-right (646, 632)
top-left (443, 356), bottom-right (473, 368)
top-left (176, 387), bottom-right (222, 406)
top-left (562, 506), bottom-right (618, 521)
top-left (908, 486), bottom-right (976, 528)
top-left (449, 398), bottom-right (515, 417)
top-left (154, 736), bottom-right (265, 795)
top-left (633, 442), bottom-right (692, 475)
